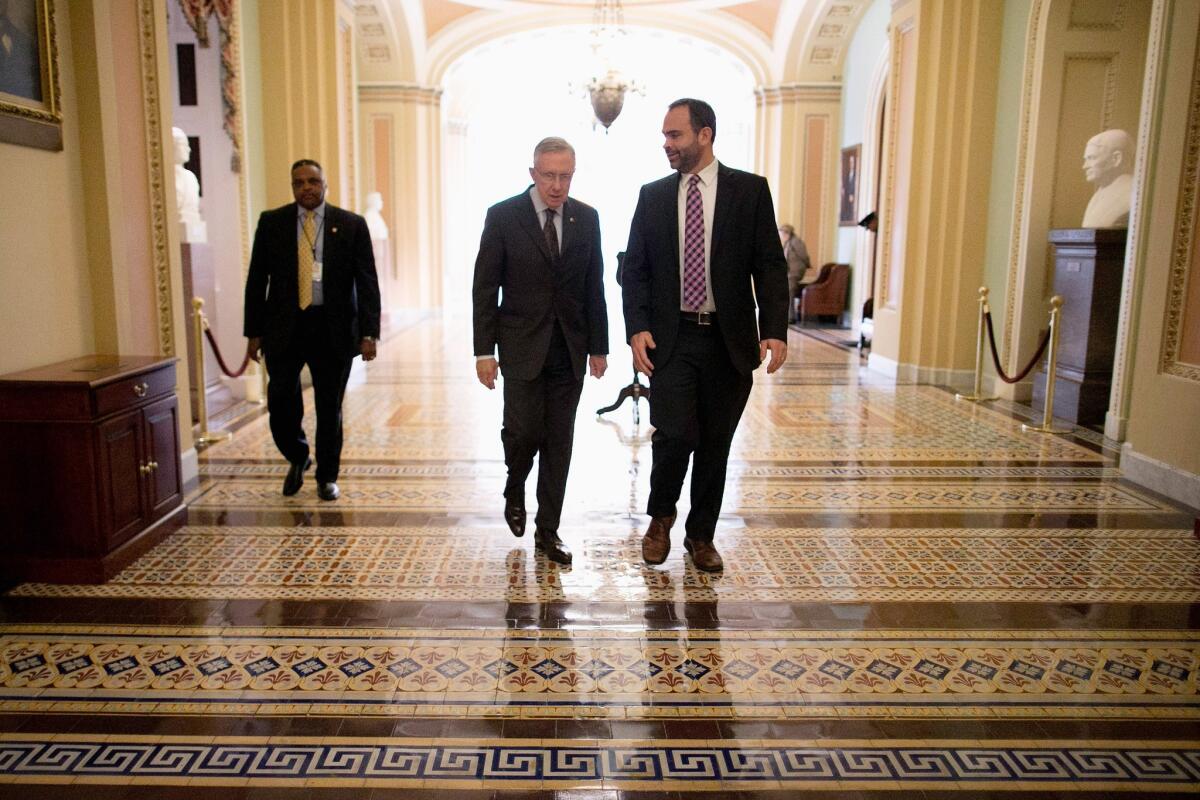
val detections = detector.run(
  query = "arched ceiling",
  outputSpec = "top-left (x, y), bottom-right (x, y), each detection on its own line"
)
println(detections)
top-left (354, 0), bottom-right (874, 86)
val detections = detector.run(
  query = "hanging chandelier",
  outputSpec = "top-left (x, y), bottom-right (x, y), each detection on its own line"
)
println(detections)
top-left (580, 0), bottom-right (642, 130)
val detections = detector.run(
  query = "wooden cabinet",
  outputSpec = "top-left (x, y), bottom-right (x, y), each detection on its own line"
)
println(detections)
top-left (0, 356), bottom-right (186, 584)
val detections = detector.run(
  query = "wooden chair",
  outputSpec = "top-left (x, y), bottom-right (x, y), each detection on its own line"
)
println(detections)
top-left (798, 262), bottom-right (850, 324)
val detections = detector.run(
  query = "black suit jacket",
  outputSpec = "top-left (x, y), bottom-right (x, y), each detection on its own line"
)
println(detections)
top-left (243, 202), bottom-right (381, 358)
top-left (472, 189), bottom-right (609, 381)
top-left (621, 163), bottom-right (788, 375)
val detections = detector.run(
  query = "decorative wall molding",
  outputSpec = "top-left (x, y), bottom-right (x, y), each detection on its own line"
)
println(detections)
top-left (138, 0), bottom-right (174, 357)
top-left (1107, 0), bottom-right (1172, 441)
top-left (878, 16), bottom-right (913, 311)
top-left (1068, 0), bottom-right (1129, 31)
top-left (1160, 14), bottom-right (1200, 382)
top-left (754, 83), bottom-right (842, 104)
top-left (359, 83), bottom-right (444, 105)
top-left (1002, 0), bottom-right (1049, 367)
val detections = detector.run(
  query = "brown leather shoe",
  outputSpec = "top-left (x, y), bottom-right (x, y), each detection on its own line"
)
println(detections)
top-left (684, 538), bottom-right (724, 572)
top-left (641, 514), bottom-right (676, 565)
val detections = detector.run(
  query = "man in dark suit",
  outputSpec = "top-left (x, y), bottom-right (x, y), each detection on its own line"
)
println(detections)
top-left (622, 98), bottom-right (789, 572)
top-left (473, 137), bottom-right (609, 565)
top-left (243, 159), bottom-right (381, 502)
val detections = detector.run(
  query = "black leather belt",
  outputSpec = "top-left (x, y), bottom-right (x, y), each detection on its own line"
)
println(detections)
top-left (680, 310), bottom-right (716, 326)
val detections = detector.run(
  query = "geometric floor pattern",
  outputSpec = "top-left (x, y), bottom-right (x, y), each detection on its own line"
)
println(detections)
top-left (10, 526), bottom-right (1200, 602)
top-left (3, 314), bottom-right (1197, 797)
top-left (2, 627), bottom-right (1197, 720)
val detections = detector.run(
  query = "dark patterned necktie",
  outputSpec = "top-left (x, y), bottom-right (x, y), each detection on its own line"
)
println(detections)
top-left (544, 208), bottom-right (560, 262)
top-left (683, 174), bottom-right (706, 310)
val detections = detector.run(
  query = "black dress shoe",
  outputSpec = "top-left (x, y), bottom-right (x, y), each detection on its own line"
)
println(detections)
top-left (282, 456), bottom-right (312, 496)
top-left (534, 528), bottom-right (572, 565)
top-left (317, 481), bottom-right (340, 501)
top-left (504, 496), bottom-right (526, 538)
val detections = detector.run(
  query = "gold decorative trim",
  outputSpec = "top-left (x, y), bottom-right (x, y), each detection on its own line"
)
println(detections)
top-left (230, 1), bottom-right (252, 274)
top-left (1068, 0), bottom-right (1128, 31)
top-left (1160, 17), bottom-right (1200, 382)
top-left (1002, 0), bottom-right (1048, 368)
top-left (359, 83), bottom-right (443, 105)
top-left (0, 0), bottom-right (63, 149)
top-left (139, 0), bottom-right (174, 357)
top-left (755, 84), bottom-right (842, 103)
top-left (342, 21), bottom-right (356, 207)
top-left (1109, 0), bottom-right (1169, 418)
top-left (878, 17), bottom-right (912, 310)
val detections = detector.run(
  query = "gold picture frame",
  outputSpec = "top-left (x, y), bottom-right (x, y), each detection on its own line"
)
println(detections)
top-left (0, 0), bottom-right (61, 151)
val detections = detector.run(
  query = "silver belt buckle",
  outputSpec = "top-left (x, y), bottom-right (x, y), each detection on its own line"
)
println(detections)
top-left (696, 311), bottom-right (713, 326)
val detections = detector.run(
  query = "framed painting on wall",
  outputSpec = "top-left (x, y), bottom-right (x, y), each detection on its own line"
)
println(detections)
top-left (839, 144), bottom-right (861, 226)
top-left (0, 0), bottom-right (62, 151)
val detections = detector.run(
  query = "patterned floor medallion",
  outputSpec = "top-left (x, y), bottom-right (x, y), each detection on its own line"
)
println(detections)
top-left (2, 318), bottom-right (1195, 795)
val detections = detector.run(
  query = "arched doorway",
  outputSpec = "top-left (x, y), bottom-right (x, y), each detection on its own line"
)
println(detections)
top-left (439, 25), bottom-right (758, 321)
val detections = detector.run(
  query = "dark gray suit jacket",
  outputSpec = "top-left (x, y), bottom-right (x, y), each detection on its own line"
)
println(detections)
top-left (472, 189), bottom-right (609, 381)
top-left (621, 163), bottom-right (789, 375)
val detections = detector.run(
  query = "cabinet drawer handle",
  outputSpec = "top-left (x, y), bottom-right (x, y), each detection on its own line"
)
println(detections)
top-left (132, 382), bottom-right (149, 397)
top-left (139, 463), bottom-right (152, 475)
top-left (149, 461), bottom-right (159, 471)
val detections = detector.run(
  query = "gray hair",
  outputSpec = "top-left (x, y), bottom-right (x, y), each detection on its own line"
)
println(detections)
top-left (533, 136), bottom-right (575, 163)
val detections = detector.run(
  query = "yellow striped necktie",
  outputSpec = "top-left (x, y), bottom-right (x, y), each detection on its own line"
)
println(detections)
top-left (298, 210), bottom-right (315, 309)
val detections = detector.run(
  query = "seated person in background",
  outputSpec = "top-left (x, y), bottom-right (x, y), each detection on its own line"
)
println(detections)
top-left (778, 224), bottom-right (814, 324)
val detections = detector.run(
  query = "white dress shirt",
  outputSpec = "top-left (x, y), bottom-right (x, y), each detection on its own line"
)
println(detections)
top-left (677, 157), bottom-right (719, 313)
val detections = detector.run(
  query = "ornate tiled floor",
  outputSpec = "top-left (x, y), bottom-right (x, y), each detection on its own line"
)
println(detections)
top-left (2, 316), bottom-right (1197, 798)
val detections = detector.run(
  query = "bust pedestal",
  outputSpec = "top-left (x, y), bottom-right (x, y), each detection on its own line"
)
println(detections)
top-left (1031, 228), bottom-right (1127, 426)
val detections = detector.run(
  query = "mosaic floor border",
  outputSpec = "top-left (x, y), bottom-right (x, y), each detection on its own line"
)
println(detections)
top-left (196, 463), bottom-right (1123, 480)
top-left (11, 526), bottom-right (1198, 603)
top-left (186, 480), bottom-right (1165, 512)
top-left (1, 628), bottom-right (1195, 720)
top-left (1, 735), bottom-right (1196, 789)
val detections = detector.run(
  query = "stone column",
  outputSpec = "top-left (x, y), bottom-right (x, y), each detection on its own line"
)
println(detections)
top-left (755, 83), bottom-right (841, 266)
top-left (358, 83), bottom-right (444, 311)
top-left (868, 0), bottom-right (1004, 388)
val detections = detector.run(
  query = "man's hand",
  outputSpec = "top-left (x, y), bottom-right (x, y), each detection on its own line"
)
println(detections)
top-left (759, 338), bottom-right (788, 374)
top-left (630, 331), bottom-right (656, 376)
top-left (360, 339), bottom-right (377, 362)
top-left (589, 355), bottom-right (608, 379)
top-left (246, 337), bottom-right (262, 363)
top-left (476, 357), bottom-right (498, 390)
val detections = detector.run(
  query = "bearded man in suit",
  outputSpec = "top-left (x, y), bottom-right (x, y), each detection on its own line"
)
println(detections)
top-left (622, 98), bottom-right (789, 572)
top-left (472, 137), bottom-right (609, 565)
top-left (244, 159), bottom-right (381, 502)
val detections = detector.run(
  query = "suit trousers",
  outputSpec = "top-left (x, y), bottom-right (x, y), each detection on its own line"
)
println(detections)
top-left (501, 322), bottom-right (584, 532)
top-left (647, 318), bottom-right (753, 541)
top-left (265, 306), bottom-right (354, 484)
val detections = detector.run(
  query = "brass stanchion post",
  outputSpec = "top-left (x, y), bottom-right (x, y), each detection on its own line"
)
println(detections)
top-left (956, 286), bottom-right (997, 402)
top-left (192, 297), bottom-right (232, 447)
top-left (1022, 295), bottom-right (1071, 434)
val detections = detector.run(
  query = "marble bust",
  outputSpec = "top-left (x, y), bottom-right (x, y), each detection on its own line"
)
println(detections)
top-left (1081, 129), bottom-right (1134, 229)
top-left (173, 127), bottom-right (207, 243)
top-left (363, 191), bottom-right (389, 240)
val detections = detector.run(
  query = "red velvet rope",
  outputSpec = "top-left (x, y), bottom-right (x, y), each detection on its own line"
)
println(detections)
top-left (983, 311), bottom-right (1051, 385)
top-left (203, 326), bottom-right (251, 379)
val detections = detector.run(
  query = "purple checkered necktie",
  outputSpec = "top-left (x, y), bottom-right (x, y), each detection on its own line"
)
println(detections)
top-left (682, 174), bottom-right (707, 310)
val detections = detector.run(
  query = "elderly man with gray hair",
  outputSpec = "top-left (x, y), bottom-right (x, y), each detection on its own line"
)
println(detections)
top-left (472, 137), bottom-right (609, 565)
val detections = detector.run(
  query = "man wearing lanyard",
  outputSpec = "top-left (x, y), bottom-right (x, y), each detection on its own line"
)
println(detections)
top-left (244, 159), bottom-right (381, 501)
